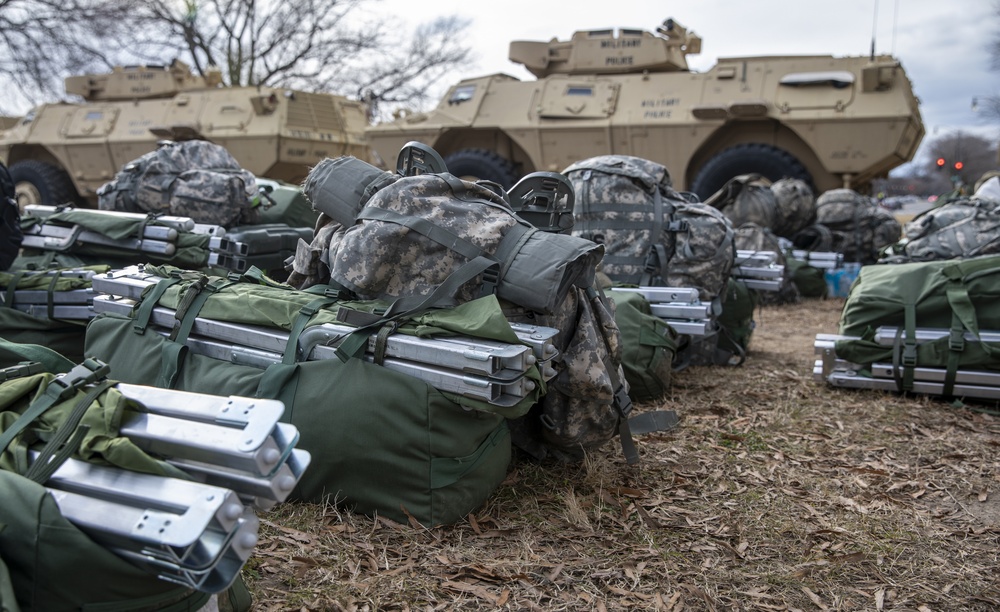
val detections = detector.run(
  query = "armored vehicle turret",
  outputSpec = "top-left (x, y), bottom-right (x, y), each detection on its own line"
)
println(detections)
top-left (365, 19), bottom-right (924, 199)
top-left (0, 60), bottom-right (370, 208)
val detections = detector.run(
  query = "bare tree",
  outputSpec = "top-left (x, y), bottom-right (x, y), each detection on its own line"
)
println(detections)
top-left (927, 130), bottom-right (998, 189)
top-left (980, 1), bottom-right (1000, 124)
top-left (0, 0), bottom-right (136, 113)
top-left (0, 0), bottom-right (472, 119)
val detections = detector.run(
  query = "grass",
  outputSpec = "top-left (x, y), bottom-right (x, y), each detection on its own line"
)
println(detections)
top-left (244, 297), bottom-right (1000, 611)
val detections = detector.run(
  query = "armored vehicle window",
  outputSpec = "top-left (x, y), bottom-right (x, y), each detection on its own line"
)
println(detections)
top-left (449, 85), bottom-right (476, 105)
top-left (84, 111), bottom-right (103, 121)
top-left (780, 71), bottom-right (855, 89)
top-left (566, 87), bottom-right (594, 96)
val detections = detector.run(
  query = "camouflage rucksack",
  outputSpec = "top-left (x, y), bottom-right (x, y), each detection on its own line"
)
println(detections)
top-left (97, 140), bottom-right (260, 228)
top-left (704, 173), bottom-right (778, 231)
top-left (770, 178), bottom-right (816, 238)
top-left (290, 153), bottom-right (640, 463)
top-left (0, 162), bottom-right (21, 271)
top-left (898, 199), bottom-right (1000, 261)
top-left (814, 188), bottom-right (900, 264)
top-left (564, 155), bottom-right (736, 303)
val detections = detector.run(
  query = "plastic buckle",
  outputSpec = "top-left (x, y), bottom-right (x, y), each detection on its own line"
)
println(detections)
top-left (902, 342), bottom-right (918, 368)
top-left (45, 358), bottom-right (110, 401)
top-left (666, 220), bottom-right (689, 232)
top-left (949, 328), bottom-right (965, 353)
top-left (0, 361), bottom-right (45, 382)
top-left (614, 385), bottom-right (634, 418)
top-left (480, 264), bottom-right (501, 297)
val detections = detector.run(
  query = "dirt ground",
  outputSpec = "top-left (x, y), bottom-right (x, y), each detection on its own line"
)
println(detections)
top-left (245, 297), bottom-right (1000, 611)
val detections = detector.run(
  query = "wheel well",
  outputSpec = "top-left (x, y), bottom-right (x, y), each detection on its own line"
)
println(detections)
top-left (6, 144), bottom-right (62, 169)
top-left (685, 122), bottom-right (829, 192)
top-left (432, 130), bottom-right (536, 178)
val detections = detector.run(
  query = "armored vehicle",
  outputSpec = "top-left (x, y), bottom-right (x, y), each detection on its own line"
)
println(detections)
top-left (365, 19), bottom-right (925, 199)
top-left (0, 60), bottom-right (370, 208)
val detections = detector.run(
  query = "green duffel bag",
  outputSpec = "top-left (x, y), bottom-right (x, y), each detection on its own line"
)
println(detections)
top-left (716, 278), bottom-right (759, 363)
top-left (839, 255), bottom-right (1000, 336)
top-left (0, 361), bottom-right (230, 611)
top-left (255, 178), bottom-right (319, 229)
top-left (0, 472), bottom-right (212, 612)
top-left (836, 255), bottom-right (1000, 393)
top-left (610, 290), bottom-right (677, 403)
top-left (786, 257), bottom-right (828, 299)
top-left (84, 268), bottom-right (536, 526)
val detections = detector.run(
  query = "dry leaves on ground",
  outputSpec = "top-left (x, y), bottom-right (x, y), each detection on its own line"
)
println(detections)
top-left (246, 298), bottom-right (1000, 611)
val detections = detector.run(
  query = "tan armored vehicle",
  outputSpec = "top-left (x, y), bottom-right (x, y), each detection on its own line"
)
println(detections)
top-left (0, 60), bottom-right (369, 207)
top-left (366, 19), bottom-right (925, 199)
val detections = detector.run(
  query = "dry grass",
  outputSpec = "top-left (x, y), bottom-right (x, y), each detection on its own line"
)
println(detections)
top-left (245, 298), bottom-right (1000, 611)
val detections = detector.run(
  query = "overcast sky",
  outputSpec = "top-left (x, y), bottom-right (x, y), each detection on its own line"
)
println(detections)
top-left (374, 0), bottom-right (999, 169)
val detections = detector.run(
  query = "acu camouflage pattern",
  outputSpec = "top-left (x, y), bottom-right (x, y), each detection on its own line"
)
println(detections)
top-left (770, 178), bottom-right (816, 238)
top-left (898, 198), bottom-right (1000, 261)
top-left (712, 175), bottom-right (778, 230)
top-left (814, 188), bottom-right (900, 264)
top-left (564, 155), bottom-right (672, 283)
top-left (503, 286), bottom-right (626, 460)
top-left (326, 174), bottom-right (520, 303)
top-left (565, 155), bottom-right (736, 302)
top-left (286, 212), bottom-right (345, 289)
top-left (97, 140), bottom-right (259, 228)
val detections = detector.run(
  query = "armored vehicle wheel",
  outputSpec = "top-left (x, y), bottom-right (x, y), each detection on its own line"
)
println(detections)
top-left (690, 143), bottom-right (812, 201)
top-left (9, 160), bottom-right (79, 210)
top-left (443, 149), bottom-right (519, 188)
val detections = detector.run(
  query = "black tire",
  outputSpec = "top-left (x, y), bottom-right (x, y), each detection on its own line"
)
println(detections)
top-left (8, 160), bottom-right (79, 209)
top-left (690, 143), bottom-right (812, 201)
top-left (442, 149), bottom-right (519, 188)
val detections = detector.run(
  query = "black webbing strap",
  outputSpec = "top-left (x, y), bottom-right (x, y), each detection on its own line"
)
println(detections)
top-left (0, 358), bottom-right (110, 459)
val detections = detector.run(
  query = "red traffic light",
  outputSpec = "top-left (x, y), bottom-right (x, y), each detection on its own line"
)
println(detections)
top-left (936, 157), bottom-right (946, 167)
top-left (954, 161), bottom-right (964, 170)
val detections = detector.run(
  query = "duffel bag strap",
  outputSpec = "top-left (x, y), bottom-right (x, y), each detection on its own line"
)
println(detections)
top-left (1, 270), bottom-right (26, 308)
top-left (333, 255), bottom-right (498, 362)
top-left (0, 358), bottom-right (110, 459)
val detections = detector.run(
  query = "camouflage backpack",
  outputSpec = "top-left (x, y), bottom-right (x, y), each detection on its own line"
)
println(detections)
top-left (289, 154), bottom-right (643, 463)
top-left (898, 199), bottom-right (1000, 261)
top-left (770, 178), bottom-right (816, 238)
top-left (814, 188), bottom-right (900, 264)
top-left (564, 155), bottom-right (736, 304)
top-left (0, 162), bottom-right (21, 271)
top-left (704, 173), bottom-right (778, 231)
top-left (97, 140), bottom-right (260, 228)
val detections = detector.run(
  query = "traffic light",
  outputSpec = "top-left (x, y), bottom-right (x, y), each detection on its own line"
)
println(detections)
top-left (954, 161), bottom-right (964, 171)
top-left (936, 157), bottom-right (946, 170)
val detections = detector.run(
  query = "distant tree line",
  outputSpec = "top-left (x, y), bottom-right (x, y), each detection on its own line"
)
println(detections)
top-left (0, 0), bottom-right (473, 120)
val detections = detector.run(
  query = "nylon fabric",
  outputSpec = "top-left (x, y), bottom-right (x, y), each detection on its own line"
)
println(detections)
top-left (84, 312), bottom-right (513, 526)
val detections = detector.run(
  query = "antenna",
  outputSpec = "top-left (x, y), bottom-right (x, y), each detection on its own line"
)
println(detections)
top-left (891, 0), bottom-right (899, 56)
top-left (870, 0), bottom-right (879, 60)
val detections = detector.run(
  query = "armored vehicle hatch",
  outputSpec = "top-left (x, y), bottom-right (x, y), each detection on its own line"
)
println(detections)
top-left (0, 60), bottom-right (370, 209)
top-left (365, 18), bottom-right (924, 199)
